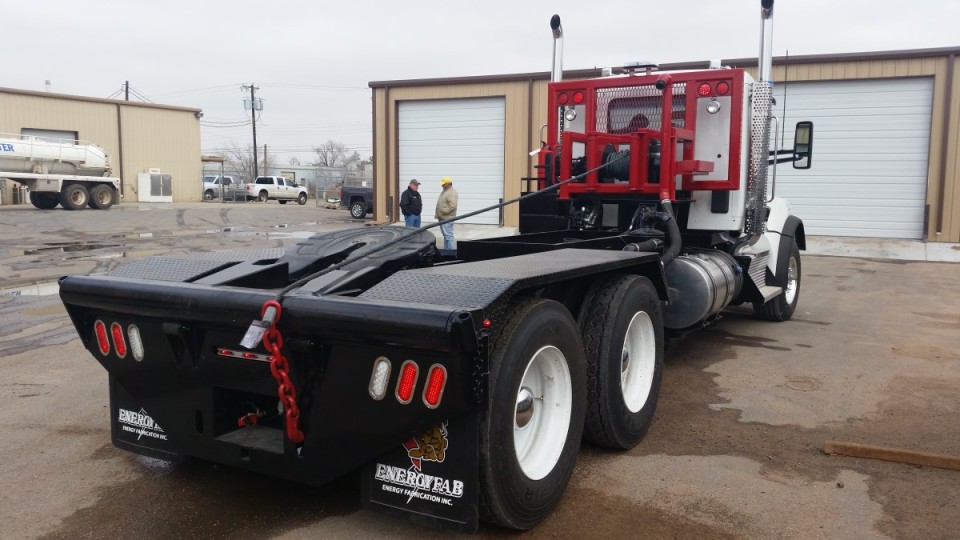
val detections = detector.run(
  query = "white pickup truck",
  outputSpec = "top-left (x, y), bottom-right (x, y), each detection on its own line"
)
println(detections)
top-left (243, 176), bottom-right (308, 205)
top-left (202, 175), bottom-right (244, 201)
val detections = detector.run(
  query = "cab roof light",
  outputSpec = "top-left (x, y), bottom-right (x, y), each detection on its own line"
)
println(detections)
top-left (94, 320), bottom-right (110, 356)
top-left (110, 322), bottom-right (127, 359)
top-left (396, 360), bottom-right (419, 405)
top-left (422, 364), bottom-right (447, 409)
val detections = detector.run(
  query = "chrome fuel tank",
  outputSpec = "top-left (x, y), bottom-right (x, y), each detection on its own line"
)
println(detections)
top-left (664, 251), bottom-right (742, 330)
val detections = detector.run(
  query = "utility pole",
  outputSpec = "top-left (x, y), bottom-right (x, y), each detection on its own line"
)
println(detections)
top-left (263, 144), bottom-right (268, 175)
top-left (241, 83), bottom-right (261, 179)
top-left (124, 80), bottom-right (129, 101)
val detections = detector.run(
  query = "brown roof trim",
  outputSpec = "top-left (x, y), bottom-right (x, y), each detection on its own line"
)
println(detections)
top-left (0, 86), bottom-right (202, 113)
top-left (370, 46), bottom-right (960, 88)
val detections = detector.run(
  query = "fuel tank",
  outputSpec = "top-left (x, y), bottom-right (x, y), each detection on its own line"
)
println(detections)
top-left (663, 251), bottom-right (742, 330)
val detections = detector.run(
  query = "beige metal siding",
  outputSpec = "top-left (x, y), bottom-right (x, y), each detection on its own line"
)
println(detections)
top-left (375, 82), bottom-right (533, 227)
top-left (0, 88), bottom-right (202, 205)
top-left (944, 57), bottom-right (960, 240)
top-left (374, 53), bottom-right (960, 241)
top-left (0, 92), bottom-right (120, 204)
top-left (120, 107), bottom-right (202, 202)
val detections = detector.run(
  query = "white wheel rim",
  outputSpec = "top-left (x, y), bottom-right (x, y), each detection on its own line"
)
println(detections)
top-left (621, 311), bottom-right (656, 413)
top-left (513, 345), bottom-right (572, 481)
top-left (784, 255), bottom-right (799, 304)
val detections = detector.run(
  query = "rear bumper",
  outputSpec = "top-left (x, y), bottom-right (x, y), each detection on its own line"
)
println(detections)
top-left (61, 275), bottom-right (483, 486)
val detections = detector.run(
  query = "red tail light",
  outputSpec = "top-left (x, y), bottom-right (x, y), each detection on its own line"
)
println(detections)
top-left (573, 91), bottom-right (585, 104)
top-left (110, 322), bottom-right (127, 358)
top-left (396, 360), bottom-right (419, 404)
top-left (698, 83), bottom-right (712, 96)
top-left (557, 92), bottom-right (569, 105)
top-left (716, 81), bottom-right (730, 95)
top-left (423, 364), bottom-right (447, 409)
top-left (94, 320), bottom-right (110, 356)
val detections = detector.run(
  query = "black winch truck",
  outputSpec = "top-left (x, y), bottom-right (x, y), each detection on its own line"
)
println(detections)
top-left (60, 0), bottom-right (812, 532)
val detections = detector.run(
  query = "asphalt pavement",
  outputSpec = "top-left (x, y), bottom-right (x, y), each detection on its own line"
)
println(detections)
top-left (0, 201), bottom-right (957, 539)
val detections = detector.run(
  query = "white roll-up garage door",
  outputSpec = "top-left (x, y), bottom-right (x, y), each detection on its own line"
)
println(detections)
top-left (398, 98), bottom-right (505, 225)
top-left (772, 77), bottom-right (933, 239)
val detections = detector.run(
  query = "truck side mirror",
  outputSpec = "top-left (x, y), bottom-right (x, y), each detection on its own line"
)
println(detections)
top-left (792, 121), bottom-right (813, 169)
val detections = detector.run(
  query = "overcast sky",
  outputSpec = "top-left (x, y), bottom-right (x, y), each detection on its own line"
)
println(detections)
top-left (4, 0), bottom-right (958, 166)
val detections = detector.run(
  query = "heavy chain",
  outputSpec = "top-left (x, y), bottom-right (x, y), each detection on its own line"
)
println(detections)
top-left (260, 301), bottom-right (305, 444)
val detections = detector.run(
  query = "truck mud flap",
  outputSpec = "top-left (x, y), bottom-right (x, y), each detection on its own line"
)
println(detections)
top-left (110, 375), bottom-right (183, 463)
top-left (361, 412), bottom-right (479, 533)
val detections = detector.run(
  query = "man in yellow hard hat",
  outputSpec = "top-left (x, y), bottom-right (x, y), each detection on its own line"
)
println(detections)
top-left (435, 176), bottom-right (458, 250)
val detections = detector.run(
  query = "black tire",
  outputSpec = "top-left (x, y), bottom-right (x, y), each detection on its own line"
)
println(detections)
top-left (29, 191), bottom-right (59, 210)
top-left (297, 192), bottom-right (307, 205)
top-left (579, 275), bottom-right (663, 449)
top-left (754, 241), bottom-right (801, 322)
top-left (350, 200), bottom-right (367, 219)
top-left (258, 190), bottom-right (268, 202)
top-left (479, 298), bottom-right (586, 530)
top-left (203, 190), bottom-right (215, 201)
top-left (88, 184), bottom-right (115, 210)
top-left (59, 184), bottom-right (89, 210)
top-left (278, 199), bottom-right (288, 205)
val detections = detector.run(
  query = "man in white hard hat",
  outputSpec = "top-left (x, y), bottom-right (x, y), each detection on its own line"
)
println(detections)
top-left (435, 176), bottom-right (458, 250)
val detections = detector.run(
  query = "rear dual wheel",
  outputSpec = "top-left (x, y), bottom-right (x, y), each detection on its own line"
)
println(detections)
top-left (579, 275), bottom-right (663, 449)
top-left (88, 184), bottom-right (115, 210)
top-left (59, 184), bottom-right (89, 210)
top-left (480, 299), bottom-right (586, 530)
top-left (29, 191), bottom-right (59, 210)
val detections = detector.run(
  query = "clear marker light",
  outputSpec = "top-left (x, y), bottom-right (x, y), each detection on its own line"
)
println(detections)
top-left (368, 357), bottom-right (392, 400)
top-left (127, 324), bottom-right (145, 362)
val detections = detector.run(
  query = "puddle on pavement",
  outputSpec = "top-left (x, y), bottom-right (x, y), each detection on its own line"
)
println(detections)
top-left (24, 242), bottom-right (122, 255)
top-left (1, 281), bottom-right (60, 296)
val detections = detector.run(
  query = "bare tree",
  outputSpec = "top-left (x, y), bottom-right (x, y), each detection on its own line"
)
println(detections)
top-left (289, 156), bottom-right (301, 166)
top-left (221, 143), bottom-right (277, 182)
top-left (313, 140), bottom-right (361, 169)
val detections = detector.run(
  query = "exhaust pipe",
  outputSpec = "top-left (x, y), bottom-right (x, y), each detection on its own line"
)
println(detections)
top-left (550, 14), bottom-right (563, 83)
top-left (758, 0), bottom-right (774, 84)
top-left (745, 0), bottom-right (776, 236)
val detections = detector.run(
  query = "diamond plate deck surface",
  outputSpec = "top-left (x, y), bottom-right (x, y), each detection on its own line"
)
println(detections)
top-left (107, 248), bottom-right (285, 282)
top-left (361, 248), bottom-right (657, 309)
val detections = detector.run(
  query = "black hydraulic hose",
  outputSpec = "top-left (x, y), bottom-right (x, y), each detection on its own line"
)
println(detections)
top-left (270, 151), bottom-right (631, 302)
top-left (659, 200), bottom-right (682, 266)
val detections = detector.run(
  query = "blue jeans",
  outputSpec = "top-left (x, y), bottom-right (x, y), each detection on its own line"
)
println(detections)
top-left (404, 214), bottom-right (421, 228)
top-left (440, 222), bottom-right (455, 250)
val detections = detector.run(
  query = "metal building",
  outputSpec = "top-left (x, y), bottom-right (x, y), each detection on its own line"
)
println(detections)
top-left (0, 86), bottom-right (202, 205)
top-left (370, 47), bottom-right (960, 244)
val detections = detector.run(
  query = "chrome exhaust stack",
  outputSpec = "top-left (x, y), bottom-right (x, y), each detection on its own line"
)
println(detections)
top-left (745, 0), bottom-right (775, 236)
top-left (550, 15), bottom-right (563, 83)
top-left (758, 0), bottom-right (775, 84)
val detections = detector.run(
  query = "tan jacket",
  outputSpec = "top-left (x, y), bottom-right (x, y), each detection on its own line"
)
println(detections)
top-left (435, 187), bottom-right (458, 220)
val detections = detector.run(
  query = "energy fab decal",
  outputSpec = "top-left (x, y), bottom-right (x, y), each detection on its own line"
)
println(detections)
top-left (117, 407), bottom-right (167, 441)
top-left (374, 421), bottom-right (464, 505)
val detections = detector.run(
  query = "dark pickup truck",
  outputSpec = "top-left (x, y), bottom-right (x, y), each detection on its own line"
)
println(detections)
top-left (340, 186), bottom-right (373, 219)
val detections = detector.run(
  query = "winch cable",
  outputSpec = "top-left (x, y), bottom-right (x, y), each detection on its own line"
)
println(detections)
top-left (252, 151), bottom-right (633, 445)
top-left (270, 151), bottom-right (632, 304)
